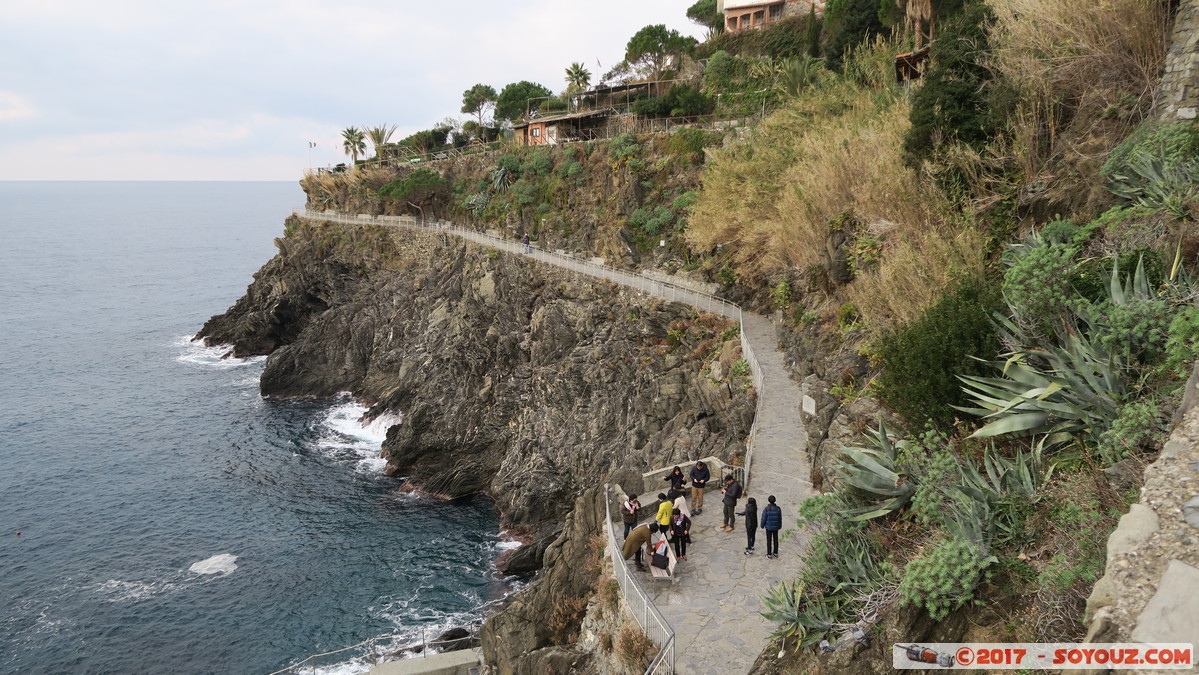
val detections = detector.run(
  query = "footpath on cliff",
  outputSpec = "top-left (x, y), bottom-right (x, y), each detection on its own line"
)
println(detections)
top-left (296, 211), bottom-right (814, 674)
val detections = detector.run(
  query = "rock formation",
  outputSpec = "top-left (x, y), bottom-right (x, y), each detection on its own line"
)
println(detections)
top-left (198, 216), bottom-right (755, 671)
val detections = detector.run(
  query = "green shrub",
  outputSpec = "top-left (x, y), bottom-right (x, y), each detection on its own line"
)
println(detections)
top-left (1096, 398), bottom-right (1165, 464)
top-left (632, 96), bottom-right (672, 118)
top-left (1161, 305), bottom-right (1199, 378)
top-left (1003, 243), bottom-right (1079, 336)
top-left (608, 133), bottom-right (641, 163)
top-left (823, 0), bottom-right (884, 72)
top-left (556, 160), bottom-right (584, 178)
top-left (523, 150), bottom-right (553, 177)
top-left (462, 192), bottom-right (489, 214)
top-left (876, 277), bottom-right (1002, 428)
top-left (697, 14), bottom-right (816, 59)
top-left (903, 2), bottom-right (1008, 168)
top-left (730, 359), bottom-right (750, 377)
top-left (900, 537), bottom-right (995, 621)
top-left (772, 277), bottom-right (792, 311)
top-left (1101, 120), bottom-right (1199, 182)
top-left (510, 179), bottom-right (537, 206)
top-left (672, 191), bottom-right (699, 212)
top-left (629, 205), bottom-right (675, 236)
top-left (378, 168), bottom-right (448, 204)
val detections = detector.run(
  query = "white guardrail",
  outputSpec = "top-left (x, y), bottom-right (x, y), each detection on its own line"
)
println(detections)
top-left (605, 483), bottom-right (675, 674)
top-left (290, 208), bottom-right (769, 675)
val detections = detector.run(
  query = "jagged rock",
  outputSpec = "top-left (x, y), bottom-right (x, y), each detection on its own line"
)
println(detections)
top-left (197, 219), bottom-right (755, 672)
top-left (495, 528), bottom-right (560, 576)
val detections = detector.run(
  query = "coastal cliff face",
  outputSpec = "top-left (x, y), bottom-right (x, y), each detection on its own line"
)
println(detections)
top-left (198, 216), bottom-right (755, 671)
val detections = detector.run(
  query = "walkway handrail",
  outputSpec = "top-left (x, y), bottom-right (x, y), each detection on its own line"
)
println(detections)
top-left (605, 483), bottom-right (675, 674)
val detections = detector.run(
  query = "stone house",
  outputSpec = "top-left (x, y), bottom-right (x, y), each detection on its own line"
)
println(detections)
top-left (717, 0), bottom-right (824, 32)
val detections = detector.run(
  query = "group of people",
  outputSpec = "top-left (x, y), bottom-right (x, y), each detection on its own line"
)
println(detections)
top-left (619, 460), bottom-right (785, 572)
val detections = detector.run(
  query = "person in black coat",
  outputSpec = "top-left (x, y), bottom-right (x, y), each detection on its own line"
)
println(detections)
top-left (739, 497), bottom-right (758, 555)
top-left (689, 460), bottom-right (710, 515)
top-left (663, 466), bottom-right (687, 492)
top-left (668, 507), bottom-right (691, 559)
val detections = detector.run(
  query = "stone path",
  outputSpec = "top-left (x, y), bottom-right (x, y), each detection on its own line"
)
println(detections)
top-left (295, 211), bottom-right (815, 674)
top-left (646, 312), bottom-right (812, 675)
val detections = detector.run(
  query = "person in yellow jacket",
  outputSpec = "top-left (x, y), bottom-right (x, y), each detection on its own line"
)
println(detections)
top-left (654, 493), bottom-right (673, 529)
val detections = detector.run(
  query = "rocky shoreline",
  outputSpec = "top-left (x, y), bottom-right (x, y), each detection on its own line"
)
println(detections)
top-left (198, 216), bottom-right (756, 671)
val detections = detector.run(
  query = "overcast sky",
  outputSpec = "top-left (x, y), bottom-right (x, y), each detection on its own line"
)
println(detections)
top-left (0, 0), bottom-right (705, 181)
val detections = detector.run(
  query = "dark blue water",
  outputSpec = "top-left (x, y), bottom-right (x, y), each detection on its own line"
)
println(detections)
top-left (0, 182), bottom-right (512, 675)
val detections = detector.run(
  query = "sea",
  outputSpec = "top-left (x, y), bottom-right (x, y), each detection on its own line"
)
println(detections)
top-left (0, 182), bottom-right (516, 675)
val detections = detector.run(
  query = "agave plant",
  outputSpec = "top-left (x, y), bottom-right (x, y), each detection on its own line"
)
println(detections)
top-left (1107, 150), bottom-right (1198, 217)
top-left (952, 442), bottom-right (1049, 545)
top-left (956, 319), bottom-right (1125, 451)
top-left (833, 421), bottom-right (916, 520)
top-left (760, 582), bottom-right (838, 648)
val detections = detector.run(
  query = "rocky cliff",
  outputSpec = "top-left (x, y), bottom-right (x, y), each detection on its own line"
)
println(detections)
top-left (198, 216), bottom-right (755, 671)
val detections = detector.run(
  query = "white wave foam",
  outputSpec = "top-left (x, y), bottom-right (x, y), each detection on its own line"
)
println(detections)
top-left (188, 553), bottom-right (238, 576)
top-left (495, 540), bottom-right (522, 551)
top-left (175, 336), bottom-right (265, 369)
top-left (312, 397), bottom-right (400, 474)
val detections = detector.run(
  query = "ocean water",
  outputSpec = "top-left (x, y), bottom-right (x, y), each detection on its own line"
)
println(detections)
top-left (0, 182), bottom-right (513, 674)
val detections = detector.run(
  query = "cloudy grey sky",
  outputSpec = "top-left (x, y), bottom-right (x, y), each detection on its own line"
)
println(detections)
top-left (0, 1), bottom-right (704, 181)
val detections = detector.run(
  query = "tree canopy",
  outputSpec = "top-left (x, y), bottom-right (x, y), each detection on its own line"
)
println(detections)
top-left (625, 24), bottom-right (697, 82)
top-left (460, 84), bottom-right (497, 129)
top-left (686, 0), bottom-right (724, 35)
top-left (565, 62), bottom-right (591, 93)
top-left (341, 127), bottom-right (365, 163)
top-left (495, 80), bottom-right (553, 122)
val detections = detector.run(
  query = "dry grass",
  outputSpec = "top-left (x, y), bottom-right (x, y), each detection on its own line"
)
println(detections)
top-left (688, 54), bottom-right (975, 330)
top-left (988, 0), bottom-right (1170, 178)
top-left (849, 221), bottom-right (990, 327)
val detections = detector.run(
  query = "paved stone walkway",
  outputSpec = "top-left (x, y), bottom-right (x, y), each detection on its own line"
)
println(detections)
top-left (295, 211), bottom-right (815, 674)
top-left (646, 312), bottom-right (812, 675)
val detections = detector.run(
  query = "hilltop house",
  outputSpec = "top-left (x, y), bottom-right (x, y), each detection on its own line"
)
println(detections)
top-left (717, 0), bottom-right (825, 32)
top-left (513, 108), bottom-right (617, 146)
top-left (709, 0), bottom-right (824, 31)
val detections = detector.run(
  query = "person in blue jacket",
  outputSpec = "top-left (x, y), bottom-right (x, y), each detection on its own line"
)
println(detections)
top-left (760, 495), bottom-right (783, 559)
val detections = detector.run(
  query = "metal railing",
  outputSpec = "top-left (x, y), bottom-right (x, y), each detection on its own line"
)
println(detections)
top-left (266, 625), bottom-right (480, 675)
top-left (605, 483), bottom-right (675, 674)
top-left (289, 209), bottom-right (772, 672)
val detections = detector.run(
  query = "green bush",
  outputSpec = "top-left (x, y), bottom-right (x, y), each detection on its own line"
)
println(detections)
top-left (1161, 305), bottom-right (1199, 378)
top-left (1096, 398), bottom-right (1165, 464)
top-left (556, 160), bottom-right (584, 178)
top-left (876, 277), bottom-right (1002, 428)
top-left (378, 168), bottom-right (448, 204)
top-left (523, 150), bottom-right (553, 177)
top-left (697, 14), bottom-right (816, 59)
top-left (903, 2), bottom-right (1008, 168)
top-left (823, 0), bottom-right (884, 72)
top-left (899, 537), bottom-right (995, 621)
top-left (1003, 243), bottom-right (1079, 336)
top-left (629, 205), bottom-right (675, 236)
top-left (1102, 120), bottom-right (1199, 182)
top-left (608, 133), bottom-right (641, 163)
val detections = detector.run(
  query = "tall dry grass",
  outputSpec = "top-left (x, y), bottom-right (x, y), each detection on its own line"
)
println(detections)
top-left (688, 50), bottom-right (985, 329)
top-left (988, 0), bottom-right (1170, 177)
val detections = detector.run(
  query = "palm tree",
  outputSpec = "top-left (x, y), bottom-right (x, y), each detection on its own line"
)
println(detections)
top-left (564, 62), bottom-right (592, 93)
top-left (341, 127), bottom-right (366, 164)
top-left (365, 124), bottom-right (398, 160)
